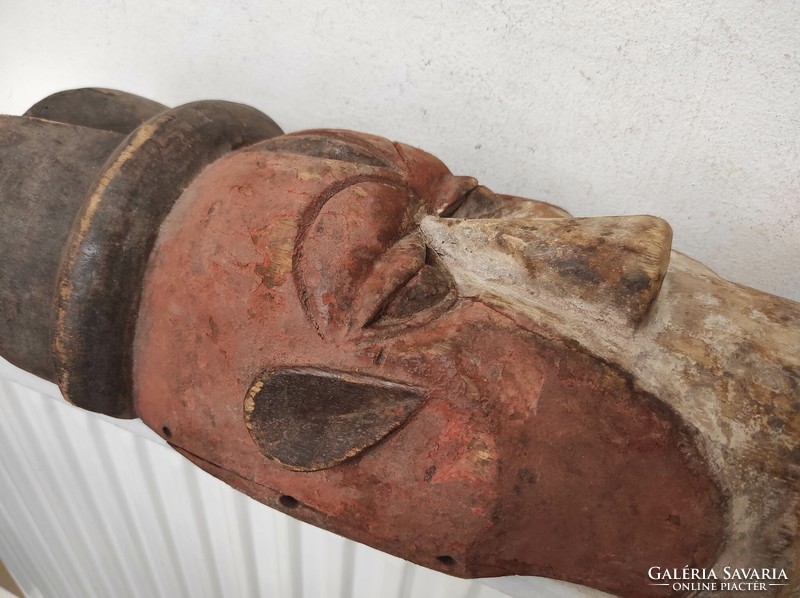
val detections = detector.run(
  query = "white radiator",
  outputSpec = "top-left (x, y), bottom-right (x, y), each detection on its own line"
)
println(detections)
top-left (0, 358), bottom-right (609, 598)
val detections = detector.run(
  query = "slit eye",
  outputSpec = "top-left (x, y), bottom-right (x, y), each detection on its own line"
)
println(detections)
top-left (353, 231), bottom-right (456, 331)
top-left (372, 249), bottom-right (453, 325)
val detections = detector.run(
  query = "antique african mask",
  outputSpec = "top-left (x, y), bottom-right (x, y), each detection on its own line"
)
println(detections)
top-left (0, 88), bottom-right (798, 598)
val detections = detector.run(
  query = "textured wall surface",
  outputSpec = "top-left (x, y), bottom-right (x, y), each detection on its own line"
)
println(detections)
top-left (1, 0), bottom-right (798, 300)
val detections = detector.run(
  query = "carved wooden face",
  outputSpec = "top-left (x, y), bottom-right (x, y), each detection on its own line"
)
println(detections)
top-left (133, 130), bottom-right (724, 596)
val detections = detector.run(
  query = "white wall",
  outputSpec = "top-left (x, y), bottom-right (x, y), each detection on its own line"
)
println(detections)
top-left (1, 0), bottom-right (798, 301)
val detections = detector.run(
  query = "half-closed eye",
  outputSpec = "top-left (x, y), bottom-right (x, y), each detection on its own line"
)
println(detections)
top-left (353, 231), bottom-right (456, 330)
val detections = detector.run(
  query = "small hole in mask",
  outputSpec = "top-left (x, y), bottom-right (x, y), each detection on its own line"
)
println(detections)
top-left (279, 495), bottom-right (300, 508)
top-left (436, 555), bottom-right (456, 567)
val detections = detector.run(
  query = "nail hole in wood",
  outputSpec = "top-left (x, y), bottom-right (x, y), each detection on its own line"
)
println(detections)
top-left (436, 555), bottom-right (455, 567)
top-left (279, 495), bottom-right (299, 508)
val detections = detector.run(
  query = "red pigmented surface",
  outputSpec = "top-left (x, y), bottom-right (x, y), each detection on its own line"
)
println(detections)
top-left (134, 132), bottom-right (724, 597)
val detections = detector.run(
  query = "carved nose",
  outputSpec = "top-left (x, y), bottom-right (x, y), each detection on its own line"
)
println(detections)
top-left (420, 213), bottom-right (673, 326)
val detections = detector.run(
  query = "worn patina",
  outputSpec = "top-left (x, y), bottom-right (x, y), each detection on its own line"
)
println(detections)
top-left (0, 88), bottom-right (797, 598)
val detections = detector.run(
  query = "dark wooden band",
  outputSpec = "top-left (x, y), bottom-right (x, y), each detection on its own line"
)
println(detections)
top-left (53, 100), bottom-right (283, 417)
top-left (25, 88), bottom-right (168, 134)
